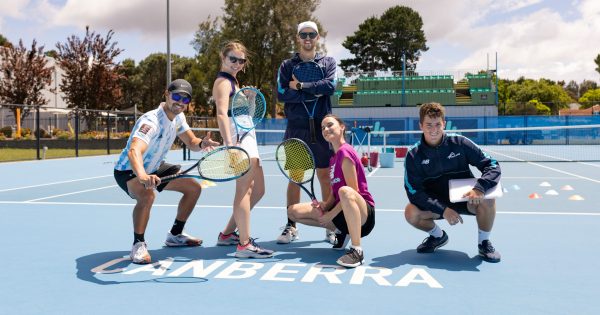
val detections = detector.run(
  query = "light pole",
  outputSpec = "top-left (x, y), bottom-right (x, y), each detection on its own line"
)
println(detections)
top-left (166, 0), bottom-right (172, 85)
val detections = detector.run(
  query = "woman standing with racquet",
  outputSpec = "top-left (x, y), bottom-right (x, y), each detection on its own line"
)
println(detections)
top-left (287, 114), bottom-right (376, 268)
top-left (212, 41), bottom-right (273, 258)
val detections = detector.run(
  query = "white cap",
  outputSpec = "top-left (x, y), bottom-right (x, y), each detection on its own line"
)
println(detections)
top-left (297, 21), bottom-right (319, 34)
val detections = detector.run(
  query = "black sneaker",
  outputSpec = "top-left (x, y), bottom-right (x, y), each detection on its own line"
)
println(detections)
top-left (336, 247), bottom-right (364, 268)
top-left (416, 230), bottom-right (449, 253)
top-left (332, 232), bottom-right (350, 250)
top-left (478, 240), bottom-right (501, 263)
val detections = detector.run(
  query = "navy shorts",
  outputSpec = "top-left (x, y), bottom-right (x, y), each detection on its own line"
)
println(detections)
top-left (284, 128), bottom-right (333, 169)
top-left (332, 202), bottom-right (375, 237)
top-left (428, 192), bottom-right (474, 218)
top-left (114, 163), bottom-right (181, 198)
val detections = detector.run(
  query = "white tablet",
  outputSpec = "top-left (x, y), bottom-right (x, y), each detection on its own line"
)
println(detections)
top-left (449, 178), bottom-right (503, 203)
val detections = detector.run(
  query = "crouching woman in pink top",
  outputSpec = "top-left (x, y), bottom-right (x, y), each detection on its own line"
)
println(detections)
top-left (287, 114), bottom-right (375, 268)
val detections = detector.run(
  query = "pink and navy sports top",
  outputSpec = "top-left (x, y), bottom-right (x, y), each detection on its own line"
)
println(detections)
top-left (329, 143), bottom-right (375, 207)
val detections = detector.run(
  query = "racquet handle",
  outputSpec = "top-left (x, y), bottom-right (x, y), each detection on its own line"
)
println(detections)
top-left (309, 118), bottom-right (317, 143)
top-left (159, 173), bottom-right (181, 182)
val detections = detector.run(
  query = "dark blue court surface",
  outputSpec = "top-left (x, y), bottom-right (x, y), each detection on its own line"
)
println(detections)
top-left (1, 149), bottom-right (599, 315)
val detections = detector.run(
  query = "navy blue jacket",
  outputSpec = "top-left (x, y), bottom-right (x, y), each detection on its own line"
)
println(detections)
top-left (404, 133), bottom-right (501, 215)
top-left (276, 53), bottom-right (336, 129)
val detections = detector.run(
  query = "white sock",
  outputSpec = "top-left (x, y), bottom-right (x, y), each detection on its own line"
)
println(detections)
top-left (351, 245), bottom-right (363, 254)
top-left (428, 224), bottom-right (443, 238)
top-left (478, 229), bottom-right (491, 244)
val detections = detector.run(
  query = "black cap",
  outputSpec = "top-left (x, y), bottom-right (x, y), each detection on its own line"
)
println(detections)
top-left (167, 79), bottom-right (192, 97)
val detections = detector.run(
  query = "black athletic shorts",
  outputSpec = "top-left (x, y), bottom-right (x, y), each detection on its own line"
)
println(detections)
top-left (427, 193), bottom-right (474, 218)
top-left (444, 201), bottom-right (474, 216)
top-left (332, 202), bottom-right (375, 237)
top-left (284, 128), bottom-right (333, 169)
top-left (114, 162), bottom-right (181, 198)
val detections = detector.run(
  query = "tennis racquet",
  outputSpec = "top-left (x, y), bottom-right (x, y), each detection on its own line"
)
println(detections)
top-left (160, 146), bottom-right (250, 183)
top-left (230, 87), bottom-right (266, 144)
top-left (293, 60), bottom-right (324, 143)
top-left (276, 138), bottom-right (321, 211)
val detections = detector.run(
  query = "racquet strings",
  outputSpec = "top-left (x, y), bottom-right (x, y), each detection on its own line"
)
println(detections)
top-left (198, 147), bottom-right (250, 180)
top-left (276, 139), bottom-right (315, 184)
top-left (231, 88), bottom-right (266, 129)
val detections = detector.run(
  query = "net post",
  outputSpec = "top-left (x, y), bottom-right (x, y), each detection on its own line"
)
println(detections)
top-left (106, 110), bottom-right (111, 155)
top-left (36, 105), bottom-right (41, 160)
top-left (75, 108), bottom-right (80, 157)
top-left (182, 143), bottom-right (187, 161)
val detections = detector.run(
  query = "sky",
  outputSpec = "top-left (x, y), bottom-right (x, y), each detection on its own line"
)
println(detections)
top-left (1, 0), bottom-right (599, 84)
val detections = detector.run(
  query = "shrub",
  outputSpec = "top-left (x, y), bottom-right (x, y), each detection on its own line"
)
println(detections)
top-left (0, 126), bottom-right (12, 138)
top-left (0, 133), bottom-right (5, 140)
top-left (52, 128), bottom-right (63, 137)
top-left (56, 130), bottom-right (72, 140)
top-left (34, 128), bottom-right (52, 138)
top-left (21, 128), bottom-right (32, 136)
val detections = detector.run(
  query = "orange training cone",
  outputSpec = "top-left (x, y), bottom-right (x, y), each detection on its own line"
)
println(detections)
top-left (529, 193), bottom-right (542, 199)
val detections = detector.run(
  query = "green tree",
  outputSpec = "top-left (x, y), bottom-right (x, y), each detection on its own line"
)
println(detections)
top-left (505, 78), bottom-right (573, 115)
top-left (133, 53), bottom-right (193, 113)
top-left (529, 99), bottom-right (551, 115)
top-left (579, 79), bottom-right (597, 97)
top-left (579, 88), bottom-right (600, 108)
top-left (340, 5), bottom-right (428, 72)
top-left (55, 26), bottom-right (124, 129)
top-left (0, 39), bottom-right (53, 123)
top-left (595, 54), bottom-right (600, 76)
top-left (564, 80), bottom-right (579, 99)
top-left (339, 17), bottom-right (382, 72)
top-left (190, 0), bottom-right (322, 118)
top-left (0, 34), bottom-right (12, 48)
top-left (188, 18), bottom-right (223, 116)
top-left (116, 58), bottom-right (141, 110)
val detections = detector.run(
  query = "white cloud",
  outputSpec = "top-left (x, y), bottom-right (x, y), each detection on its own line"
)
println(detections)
top-left (0, 0), bottom-right (30, 32)
top-left (48, 0), bottom-right (221, 39)
top-left (452, 0), bottom-right (600, 82)
top-left (3, 0), bottom-right (599, 82)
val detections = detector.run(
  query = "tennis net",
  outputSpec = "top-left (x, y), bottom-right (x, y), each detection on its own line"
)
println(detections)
top-left (188, 124), bottom-right (600, 162)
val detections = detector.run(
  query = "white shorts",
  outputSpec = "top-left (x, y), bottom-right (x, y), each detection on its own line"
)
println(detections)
top-left (229, 117), bottom-right (260, 160)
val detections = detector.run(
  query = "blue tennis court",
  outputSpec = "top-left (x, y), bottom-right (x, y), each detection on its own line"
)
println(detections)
top-left (1, 147), bottom-right (599, 314)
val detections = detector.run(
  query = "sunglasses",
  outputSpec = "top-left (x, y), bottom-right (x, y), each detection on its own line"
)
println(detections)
top-left (299, 32), bottom-right (318, 40)
top-left (227, 55), bottom-right (247, 64)
top-left (171, 93), bottom-right (191, 104)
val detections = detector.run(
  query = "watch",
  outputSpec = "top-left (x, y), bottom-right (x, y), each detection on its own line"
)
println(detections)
top-left (296, 82), bottom-right (302, 90)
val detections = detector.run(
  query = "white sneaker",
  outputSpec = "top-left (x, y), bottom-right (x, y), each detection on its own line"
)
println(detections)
top-left (130, 241), bottom-right (151, 264)
top-left (276, 224), bottom-right (299, 244)
top-left (165, 231), bottom-right (202, 247)
top-left (325, 229), bottom-right (337, 245)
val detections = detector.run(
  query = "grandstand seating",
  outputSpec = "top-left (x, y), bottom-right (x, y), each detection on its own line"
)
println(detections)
top-left (332, 72), bottom-right (496, 107)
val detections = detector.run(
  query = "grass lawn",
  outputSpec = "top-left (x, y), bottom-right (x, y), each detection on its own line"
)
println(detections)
top-left (0, 148), bottom-right (113, 162)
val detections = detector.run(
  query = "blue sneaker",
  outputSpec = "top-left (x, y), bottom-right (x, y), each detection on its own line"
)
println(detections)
top-left (217, 231), bottom-right (239, 246)
top-left (235, 238), bottom-right (274, 258)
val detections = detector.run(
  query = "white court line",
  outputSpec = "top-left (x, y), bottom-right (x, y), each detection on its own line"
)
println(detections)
top-left (367, 166), bottom-right (380, 177)
top-left (486, 149), bottom-right (600, 184)
top-left (1, 200), bottom-right (599, 216)
top-left (0, 175), bottom-right (113, 192)
top-left (525, 162), bottom-right (600, 184)
top-left (24, 185), bottom-right (117, 202)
